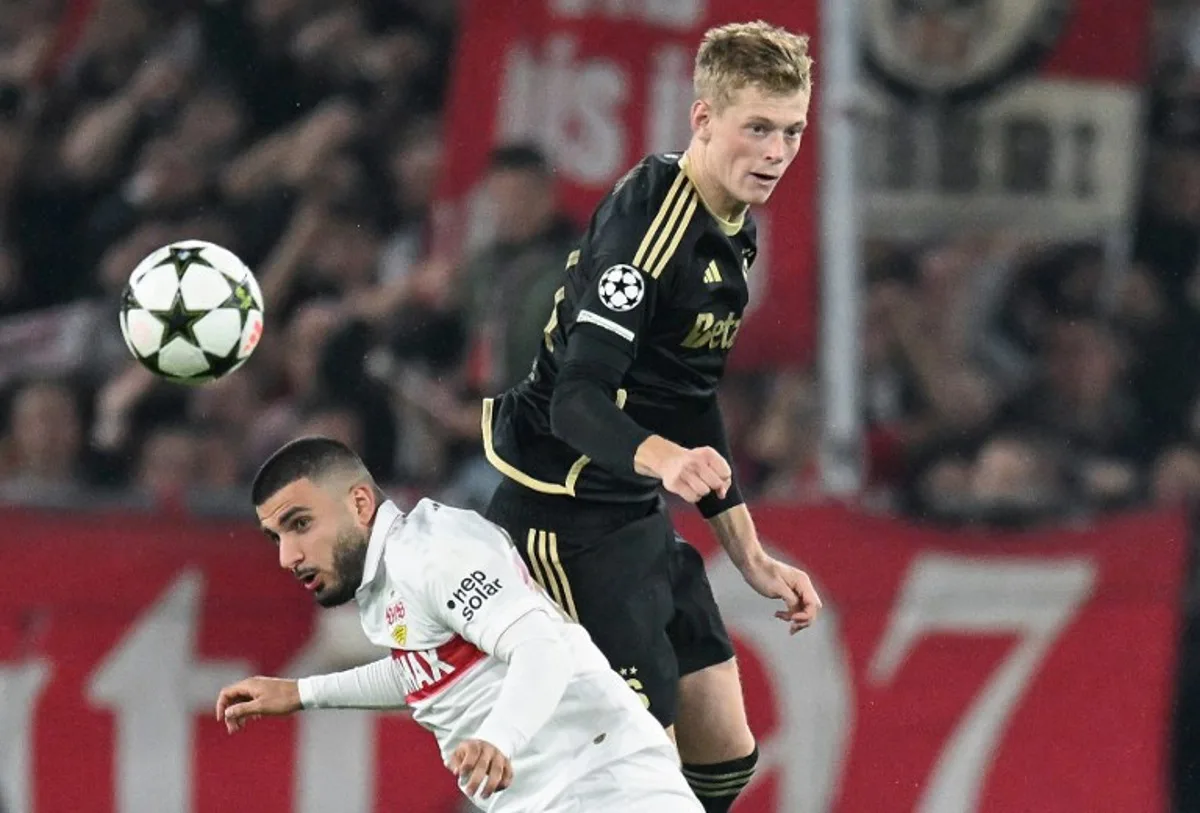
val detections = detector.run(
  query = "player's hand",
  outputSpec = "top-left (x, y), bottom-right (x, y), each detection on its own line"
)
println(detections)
top-left (446, 738), bottom-right (513, 800)
top-left (657, 445), bottom-right (732, 504)
top-left (740, 555), bottom-right (822, 634)
top-left (215, 676), bottom-right (302, 734)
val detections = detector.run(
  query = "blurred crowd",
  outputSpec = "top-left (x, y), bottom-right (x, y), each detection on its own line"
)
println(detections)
top-left (0, 0), bottom-right (1197, 528)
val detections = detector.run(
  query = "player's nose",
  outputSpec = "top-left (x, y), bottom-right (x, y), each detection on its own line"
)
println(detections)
top-left (278, 537), bottom-right (304, 570)
top-left (762, 131), bottom-right (786, 163)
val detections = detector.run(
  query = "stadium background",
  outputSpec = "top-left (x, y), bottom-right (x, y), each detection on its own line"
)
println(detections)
top-left (0, 0), bottom-right (1197, 811)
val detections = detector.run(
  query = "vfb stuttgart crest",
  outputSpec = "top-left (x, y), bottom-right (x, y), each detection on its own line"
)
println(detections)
top-left (862, 0), bottom-right (1073, 104)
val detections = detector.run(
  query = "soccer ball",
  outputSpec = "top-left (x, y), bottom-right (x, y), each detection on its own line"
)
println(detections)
top-left (598, 264), bottom-right (644, 312)
top-left (119, 240), bottom-right (265, 383)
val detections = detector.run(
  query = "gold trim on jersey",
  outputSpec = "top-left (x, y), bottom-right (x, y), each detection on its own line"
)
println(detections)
top-left (542, 286), bottom-right (566, 350)
top-left (481, 389), bottom-right (629, 497)
top-left (526, 529), bottom-right (579, 621)
top-left (678, 153), bottom-right (746, 237)
top-left (631, 168), bottom-right (700, 280)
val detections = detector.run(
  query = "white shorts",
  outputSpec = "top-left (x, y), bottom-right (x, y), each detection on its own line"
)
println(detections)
top-left (541, 743), bottom-right (702, 813)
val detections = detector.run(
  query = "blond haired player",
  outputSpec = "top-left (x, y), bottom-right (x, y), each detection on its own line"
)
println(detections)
top-left (215, 437), bottom-right (702, 812)
top-left (480, 20), bottom-right (822, 811)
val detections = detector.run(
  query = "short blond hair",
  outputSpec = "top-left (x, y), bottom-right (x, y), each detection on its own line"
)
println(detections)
top-left (694, 20), bottom-right (813, 110)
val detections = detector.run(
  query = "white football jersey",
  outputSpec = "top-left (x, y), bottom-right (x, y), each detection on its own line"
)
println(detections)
top-left (355, 499), bottom-right (672, 811)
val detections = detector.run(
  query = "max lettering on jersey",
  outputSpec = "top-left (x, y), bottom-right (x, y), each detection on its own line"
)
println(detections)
top-left (445, 570), bottom-right (503, 622)
top-left (391, 635), bottom-right (487, 703)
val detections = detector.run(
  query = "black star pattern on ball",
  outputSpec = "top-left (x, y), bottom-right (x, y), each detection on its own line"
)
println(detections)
top-left (159, 293), bottom-right (207, 348)
top-left (154, 246), bottom-right (215, 276)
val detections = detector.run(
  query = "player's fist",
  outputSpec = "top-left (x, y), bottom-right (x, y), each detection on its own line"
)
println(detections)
top-left (658, 445), bottom-right (732, 504)
top-left (215, 676), bottom-right (302, 734)
top-left (447, 738), bottom-right (514, 800)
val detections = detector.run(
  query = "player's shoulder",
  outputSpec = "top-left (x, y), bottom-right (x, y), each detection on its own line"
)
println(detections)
top-left (391, 498), bottom-right (506, 559)
top-left (598, 152), bottom-right (686, 225)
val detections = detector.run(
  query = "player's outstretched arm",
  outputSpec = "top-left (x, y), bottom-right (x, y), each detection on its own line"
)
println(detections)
top-left (707, 504), bottom-right (822, 634)
top-left (216, 658), bottom-right (408, 733)
top-left (216, 676), bottom-right (302, 733)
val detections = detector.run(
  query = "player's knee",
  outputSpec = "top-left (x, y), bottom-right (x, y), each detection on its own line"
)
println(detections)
top-left (681, 743), bottom-right (759, 813)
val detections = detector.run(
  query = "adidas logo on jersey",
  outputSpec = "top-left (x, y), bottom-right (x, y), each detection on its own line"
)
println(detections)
top-left (703, 261), bottom-right (722, 285)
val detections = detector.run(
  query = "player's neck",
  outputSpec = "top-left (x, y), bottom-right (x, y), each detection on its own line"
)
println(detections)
top-left (680, 145), bottom-right (749, 228)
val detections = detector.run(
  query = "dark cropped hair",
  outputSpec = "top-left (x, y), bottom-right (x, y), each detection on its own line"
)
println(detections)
top-left (251, 436), bottom-right (369, 506)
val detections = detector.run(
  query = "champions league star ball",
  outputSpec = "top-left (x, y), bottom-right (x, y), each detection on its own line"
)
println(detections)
top-left (119, 240), bottom-right (265, 383)
top-left (597, 264), bottom-right (644, 312)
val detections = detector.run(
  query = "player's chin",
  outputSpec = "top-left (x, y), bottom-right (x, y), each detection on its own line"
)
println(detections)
top-left (741, 184), bottom-right (776, 206)
top-left (314, 579), bottom-right (356, 608)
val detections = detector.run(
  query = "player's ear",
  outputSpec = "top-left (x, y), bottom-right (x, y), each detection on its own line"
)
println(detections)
top-left (349, 482), bottom-right (376, 528)
top-left (690, 98), bottom-right (714, 142)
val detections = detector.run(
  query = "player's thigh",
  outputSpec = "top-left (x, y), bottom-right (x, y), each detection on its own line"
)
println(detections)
top-left (484, 488), bottom-right (683, 724)
top-left (560, 514), bottom-right (681, 727)
top-left (667, 535), bottom-right (755, 762)
top-left (519, 509), bottom-right (681, 728)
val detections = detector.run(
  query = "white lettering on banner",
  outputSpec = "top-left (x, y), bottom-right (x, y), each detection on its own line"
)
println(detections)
top-left (0, 660), bottom-right (51, 813)
top-left (86, 571), bottom-right (249, 813)
top-left (710, 548), bottom-right (1099, 812)
top-left (498, 35), bottom-right (628, 184)
top-left (548, 0), bottom-right (705, 29)
top-left (869, 554), bottom-right (1097, 813)
top-left (861, 80), bottom-right (1141, 239)
top-left (645, 44), bottom-right (693, 155)
top-left (707, 552), bottom-right (854, 813)
top-left (26, 553), bottom-right (1104, 812)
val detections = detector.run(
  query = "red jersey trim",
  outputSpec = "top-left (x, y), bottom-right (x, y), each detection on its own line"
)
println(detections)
top-left (392, 634), bottom-right (488, 704)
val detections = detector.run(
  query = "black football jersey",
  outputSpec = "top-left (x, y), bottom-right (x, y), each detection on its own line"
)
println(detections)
top-left (483, 152), bottom-right (757, 504)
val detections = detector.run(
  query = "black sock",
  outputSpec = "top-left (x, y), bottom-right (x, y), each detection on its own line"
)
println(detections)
top-left (682, 745), bottom-right (759, 813)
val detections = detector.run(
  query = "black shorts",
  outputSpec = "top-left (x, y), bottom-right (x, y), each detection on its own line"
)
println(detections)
top-left (484, 477), bottom-right (735, 727)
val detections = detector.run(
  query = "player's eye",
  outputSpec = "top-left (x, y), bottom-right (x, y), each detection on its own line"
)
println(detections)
top-left (785, 127), bottom-right (803, 139)
top-left (293, 516), bottom-right (312, 532)
top-left (748, 123), bottom-right (768, 136)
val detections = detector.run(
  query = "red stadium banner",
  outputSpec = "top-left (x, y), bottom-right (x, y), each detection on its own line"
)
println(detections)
top-left (435, 0), bottom-right (820, 368)
top-left (0, 504), bottom-right (1184, 813)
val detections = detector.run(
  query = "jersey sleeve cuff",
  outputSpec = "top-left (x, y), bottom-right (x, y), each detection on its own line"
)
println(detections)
top-left (297, 676), bottom-right (320, 709)
top-left (697, 480), bottom-right (745, 518)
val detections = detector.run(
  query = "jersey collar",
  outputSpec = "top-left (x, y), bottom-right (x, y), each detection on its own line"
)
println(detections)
top-left (678, 153), bottom-right (747, 237)
top-left (359, 498), bottom-right (404, 591)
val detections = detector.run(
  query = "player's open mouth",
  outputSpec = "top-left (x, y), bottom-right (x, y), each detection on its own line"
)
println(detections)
top-left (298, 572), bottom-right (322, 592)
top-left (750, 172), bottom-right (778, 182)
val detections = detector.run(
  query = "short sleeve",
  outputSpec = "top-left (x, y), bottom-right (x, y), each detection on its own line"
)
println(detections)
top-left (421, 514), bottom-right (545, 655)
